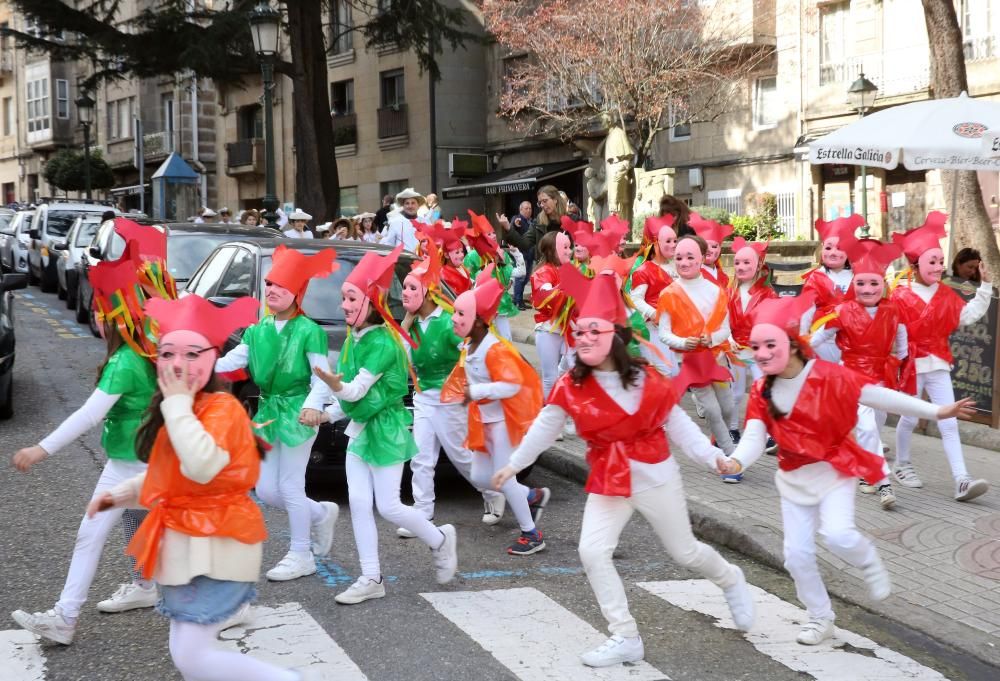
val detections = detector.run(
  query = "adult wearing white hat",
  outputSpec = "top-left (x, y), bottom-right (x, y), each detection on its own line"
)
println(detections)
top-left (284, 209), bottom-right (314, 239)
top-left (194, 207), bottom-right (217, 225)
top-left (380, 188), bottom-right (425, 252)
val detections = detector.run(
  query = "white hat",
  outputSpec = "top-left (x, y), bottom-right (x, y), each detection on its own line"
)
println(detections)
top-left (201, 207), bottom-right (218, 217)
top-left (288, 209), bottom-right (312, 221)
top-left (354, 212), bottom-right (376, 220)
top-left (219, 206), bottom-right (231, 214)
top-left (395, 188), bottom-right (426, 206)
top-left (315, 222), bottom-right (332, 233)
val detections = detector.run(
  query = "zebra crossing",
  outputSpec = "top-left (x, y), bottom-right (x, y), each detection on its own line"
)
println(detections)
top-left (3, 581), bottom-right (950, 681)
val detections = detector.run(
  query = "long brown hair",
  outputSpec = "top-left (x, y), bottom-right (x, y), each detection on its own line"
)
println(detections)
top-left (536, 185), bottom-right (567, 228)
top-left (760, 341), bottom-right (809, 420)
top-left (96, 320), bottom-right (150, 385)
top-left (536, 230), bottom-right (563, 268)
top-left (569, 325), bottom-right (647, 389)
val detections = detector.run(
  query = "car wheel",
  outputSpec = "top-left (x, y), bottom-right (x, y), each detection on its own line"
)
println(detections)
top-left (27, 264), bottom-right (39, 285)
top-left (89, 297), bottom-right (101, 337)
top-left (57, 281), bottom-right (67, 300)
top-left (41, 269), bottom-right (57, 293)
top-left (65, 284), bottom-right (76, 309)
top-left (75, 286), bottom-right (89, 323)
top-left (0, 375), bottom-right (12, 420)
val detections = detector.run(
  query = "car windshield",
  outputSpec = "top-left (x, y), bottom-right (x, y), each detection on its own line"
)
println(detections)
top-left (48, 210), bottom-right (94, 237)
top-left (0, 213), bottom-right (12, 234)
top-left (259, 253), bottom-right (406, 323)
top-left (75, 221), bottom-right (101, 247)
top-left (109, 231), bottom-right (248, 283)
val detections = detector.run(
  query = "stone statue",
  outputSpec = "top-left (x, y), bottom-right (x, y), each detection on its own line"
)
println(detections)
top-left (604, 126), bottom-right (635, 224)
top-left (584, 165), bottom-right (607, 225)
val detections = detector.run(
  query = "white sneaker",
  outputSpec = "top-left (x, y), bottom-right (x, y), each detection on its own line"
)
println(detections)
top-left (311, 501), bottom-right (339, 557)
top-left (955, 476), bottom-right (989, 502)
top-left (12, 608), bottom-right (76, 645)
top-left (857, 479), bottom-right (876, 495)
top-left (335, 576), bottom-right (386, 605)
top-left (217, 602), bottom-right (253, 632)
top-left (432, 524), bottom-right (458, 584)
top-left (796, 618), bottom-right (834, 645)
top-left (397, 526), bottom-right (417, 538)
top-left (722, 567), bottom-right (755, 632)
top-left (580, 635), bottom-right (644, 667)
top-left (96, 582), bottom-right (159, 613)
top-left (878, 485), bottom-right (896, 510)
top-left (862, 556), bottom-right (892, 601)
top-left (266, 552), bottom-right (317, 581)
top-left (893, 464), bottom-right (923, 488)
top-left (482, 495), bottom-right (505, 525)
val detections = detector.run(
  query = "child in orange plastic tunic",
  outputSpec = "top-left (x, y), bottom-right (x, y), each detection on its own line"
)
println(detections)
top-left (444, 268), bottom-right (549, 555)
top-left (88, 295), bottom-right (311, 681)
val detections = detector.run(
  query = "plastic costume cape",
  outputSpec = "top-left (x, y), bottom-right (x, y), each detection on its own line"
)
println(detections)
top-left (243, 314), bottom-right (328, 446)
top-left (728, 277), bottom-right (778, 349)
top-left (746, 360), bottom-right (885, 484)
top-left (801, 267), bottom-right (849, 332)
top-left (629, 259), bottom-right (674, 309)
top-left (440, 337), bottom-right (543, 454)
top-left (126, 393), bottom-right (267, 580)
top-left (655, 280), bottom-right (731, 359)
top-left (337, 325), bottom-right (418, 465)
top-left (410, 310), bottom-right (464, 391)
top-left (890, 281), bottom-right (965, 394)
top-left (548, 366), bottom-right (676, 497)
top-left (826, 299), bottom-right (902, 388)
top-left (531, 263), bottom-right (575, 339)
top-left (464, 249), bottom-right (518, 318)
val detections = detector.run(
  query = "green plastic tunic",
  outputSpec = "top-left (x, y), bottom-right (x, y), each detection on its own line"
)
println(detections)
top-left (464, 250), bottom-right (518, 318)
top-left (244, 314), bottom-right (328, 447)
top-left (410, 310), bottom-right (463, 391)
top-left (336, 325), bottom-right (417, 466)
top-left (627, 309), bottom-right (649, 357)
top-left (96, 344), bottom-right (156, 461)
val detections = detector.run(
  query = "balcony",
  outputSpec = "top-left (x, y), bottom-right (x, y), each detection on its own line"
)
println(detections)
top-left (818, 48), bottom-right (929, 98)
top-left (0, 50), bottom-right (13, 72)
top-left (226, 138), bottom-right (264, 175)
top-left (378, 104), bottom-right (408, 139)
top-left (964, 36), bottom-right (996, 62)
top-left (142, 131), bottom-right (172, 162)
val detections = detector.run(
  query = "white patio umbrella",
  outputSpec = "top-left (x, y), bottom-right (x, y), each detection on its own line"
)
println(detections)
top-left (808, 92), bottom-right (1000, 172)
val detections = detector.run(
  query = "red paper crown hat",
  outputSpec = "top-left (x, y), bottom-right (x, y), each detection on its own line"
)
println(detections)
top-left (890, 211), bottom-right (948, 262)
top-left (408, 250), bottom-right (443, 291)
top-left (599, 214), bottom-right (630, 238)
top-left (267, 244), bottom-right (339, 306)
top-left (344, 244), bottom-right (415, 346)
top-left (145, 295), bottom-right (260, 349)
top-left (560, 215), bottom-right (593, 236)
top-left (689, 213), bottom-right (735, 244)
top-left (418, 219), bottom-right (466, 253)
top-left (847, 239), bottom-right (902, 277)
top-left (590, 253), bottom-right (638, 281)
top-left (572, 226), bottom-right (604, 257)
top-left (672, 349), bottom-right (733, 394)
top-left (465, 210), bottom-right (500, 259)
top-left (469, 262), bottom-right (504, 324)
top-left (731, 236), bottom-right (769, 259)
top-left (115, 219), bottom-right (166, 262)
top-left (815, 214), bottom-right (863, 250)
top-left (559, 266), bottom-right (628, 326)
top-left (751, 292), bottom-right (816, 337)
top-left (642, 214), bottom-right (676, 244)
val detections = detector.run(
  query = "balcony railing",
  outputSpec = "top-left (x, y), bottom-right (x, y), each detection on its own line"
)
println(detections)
top-left (332, 112), bottom-right (357, 146)
top-left (964, 36), bottom-right (996, 62)
top-left (143, 131), bottom-right (172, 159)
top-left (377, 104), bottom-right (408, 139)
top-left (226, 138), bottom-right (264, 174)
top-left (819, 48), bottom-right (929, 97)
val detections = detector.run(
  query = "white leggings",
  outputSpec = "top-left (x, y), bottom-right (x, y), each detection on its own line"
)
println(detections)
top-left (169, 619), bottom-right (298, 681)
top-left (781, 478), bottom-right (878, 621)
top-left (691, 383), bottom-right (736, 455)
top-left (729, 362), bottom-right (763, 430)
top-left (855, 403), bottom-right (891, 486)
top-left (536, 329), bottom-right (573, 399)
top-left (410, 398), bottom-right (502, 519)
top-left (56, 458), bottom-right (148, 619)
top-left (468, 422), bottom-right (536, 533)
top-left (256, 435), bottom-right (326, 554)
top-left (895, 370), bottom-right (967, 479)
top-left (578, 460), bottom-right (738, 638)
top-left (346, 454), bottom-right (444, 578)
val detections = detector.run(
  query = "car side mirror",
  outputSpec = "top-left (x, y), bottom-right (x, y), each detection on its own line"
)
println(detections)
top-left (1, 273), bottom-right (28, 291)
top-left (89, 245), bottom-right (102, 259)
top-left (52, 242), bottom-right (68, 251)
top-left (28, 229), bottom-right (39, 240)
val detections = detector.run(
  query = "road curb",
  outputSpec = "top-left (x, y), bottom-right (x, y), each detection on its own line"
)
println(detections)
top-left (535, 444), bottom-right (1000, 669)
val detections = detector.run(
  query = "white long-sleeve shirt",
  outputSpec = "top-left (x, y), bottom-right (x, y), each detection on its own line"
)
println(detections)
top-left (508, 369), bottom-right (723, 494)
top-left (379, 212), bottom-right (420, 252)
top-left (657, 276), bottom-right (730, 350)
top-left (809, 305), bottom-right (908, 361)
top-left (39, 389), bottom-right (121, 455)
top-left (466, 333), bottom-right (518, 423)
top-left (731, 359), bottom-right (941, 505)
top-left (899, 279), bottom-right (992, 373)
top-left (630, 260), bottom-right (677, 321)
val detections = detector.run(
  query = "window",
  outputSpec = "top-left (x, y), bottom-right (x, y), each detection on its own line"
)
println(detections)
top-left (380, 69), bottom-right (405, 108)
top-left (502, 55), bottom-right (530, 98)
top-left (26, 73), bottom-right (50, 139)
top-left (215, 248), bottom-right (255, 298)
top-left (330, 80), bottom-right (354, 116)
top-left (774, 191), bottom-right (797, 238)
top-left (707, 189), bottom-right (741, 216)
top-left (331, 0), bottom-right (353, 53)
top-left (55, 79), bottom-right (69, 119)
top-left (162, 93), bottom-right (175, 152)
top-left (753, 76), bottom-right (778, 129)
top-left (3, 97), bottom-right (12, 136)
top-left (189, 247), bottom-right (236, 298)
top-left (238, 104), bottom-right (263, 140)
top-left (107, 98), bottom-right (135, 140)
top-left (962, 0), bottom-right (995, 61)
top-left (819, 2), bottom-right (850, 85)
top-left (380, 180), bottom-right (407, 200)
top-left (668, 104), bottom-right (690, 141)
top-left (339, 186), bottom-right (359, 217)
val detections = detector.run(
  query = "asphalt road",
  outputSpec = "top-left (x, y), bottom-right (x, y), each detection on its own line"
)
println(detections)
top-left (0, 287), bottom-right (991, 681)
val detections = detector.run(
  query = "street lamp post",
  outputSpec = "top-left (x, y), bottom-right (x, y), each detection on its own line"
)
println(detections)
top-left (76, 93), bottom-right (95, 201)
top-left (848, 70), bottom-right (879, 237)
top-left (249, 2), bottom-right (281, 226)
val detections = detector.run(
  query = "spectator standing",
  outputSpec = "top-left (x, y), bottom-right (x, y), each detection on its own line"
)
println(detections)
top-left (219, 207), bottom-right (234, 224)
top-left (240, 209), bottom-right (261, 227)
top-left (283, 209), bottom-right (314, 239)
top-left (380, 188), bottom-right (425, 252)
top-left (497, 184), bottom-right (569, 261)
top-left (357, 213), bottom-right (379, 243)
top-left (374, 195), bottom-right (393, 232)
top-left (511, 201), bottom-right (535, 310)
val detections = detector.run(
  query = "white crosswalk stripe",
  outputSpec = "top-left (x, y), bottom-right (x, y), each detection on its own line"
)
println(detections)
top-left (218, 602), bottom-right (369, 681)
top-left (638, 580), bottom-right (949, 681)
top-left (421, 587), bottom-right (670, 681)
top-left (0, 629), bottom-right (47, 681)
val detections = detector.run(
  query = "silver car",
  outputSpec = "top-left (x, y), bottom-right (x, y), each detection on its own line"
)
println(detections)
top-left (55, 216), bottom-right (103, 308)
top-left (0, 210), bottom-right (34, 274)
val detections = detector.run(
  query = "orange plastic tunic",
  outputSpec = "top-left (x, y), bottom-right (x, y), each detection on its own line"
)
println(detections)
top-left (126, 392), bottom-right (267, 579)
top-left (655, 281), bottom-right (730, 357)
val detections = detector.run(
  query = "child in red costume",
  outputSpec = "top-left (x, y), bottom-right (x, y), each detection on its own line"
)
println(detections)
top-left (531, 230), bottom-right (575, 399)
top-left (889, 212), bottom-right (992, 501)
top-left (87, 294), bottom-right (315, 681)
top-left (421, 219), bottom-right (472, 297)
top-left (628, 215), bottom-right (678, 376)
top-left (801, 215), bottom-right (862, 363)
top-left (810, 239), bottom-right (906, 510)
top-left (689, 212), bottom-right (733, 289)
top-left (719, 294), bottom-right (973, 646)
top-left (493, 273), bottom-right (755, 669)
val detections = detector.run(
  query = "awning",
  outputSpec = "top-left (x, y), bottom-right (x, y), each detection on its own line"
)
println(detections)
top-left (110, 183), bottom-right (150, 196)
top-left (441, 160), bottom-right (588, 200)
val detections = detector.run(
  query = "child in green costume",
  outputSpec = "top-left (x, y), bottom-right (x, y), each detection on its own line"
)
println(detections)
top-left (465, 210), bottom-right (518, 341)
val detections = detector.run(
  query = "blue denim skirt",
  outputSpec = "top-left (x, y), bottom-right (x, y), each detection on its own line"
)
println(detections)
top-left (157, 576), bottom-right (256, 625)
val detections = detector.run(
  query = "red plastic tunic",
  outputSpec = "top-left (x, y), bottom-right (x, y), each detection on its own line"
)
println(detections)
top-left (728, 279), bottom-right (778, 348)
top-left (531, 263), bottom-right (565, 324)
top-left (746, 360), bottom-right (884, 484)
top-left (441, 263), bottom-right (472, 297)
top-left (126, 393), bottom-right (267, 579)
top-left (548, 366), bottom-right (678, 496)
top-left (630, 260), bottom-right (673, 309)
top-left (826, 300), bottom-right (901, 387)
top-left (801, 268), bottom-right (846, 323)
top-left (702, 265), bottom-right (729, 290)
top-left (891, 283), bottom-right (964, 364)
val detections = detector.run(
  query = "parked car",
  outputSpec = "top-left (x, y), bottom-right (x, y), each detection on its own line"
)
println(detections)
top-left (55, 215), bottom-right (102, 308)
top-left (0, 210), bottom-right (34, 274)
top-left (76, 221), bottom-right (282, 335)
top-left (0, 272), bottom-right (28, 419)
top-left (29, 201), bottom-right (116, 292)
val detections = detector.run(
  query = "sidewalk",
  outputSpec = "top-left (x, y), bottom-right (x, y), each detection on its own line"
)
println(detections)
top-left (506, 309), bottom-right (1000, 667)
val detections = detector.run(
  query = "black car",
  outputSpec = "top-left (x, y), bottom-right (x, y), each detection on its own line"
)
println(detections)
top-left (76, 221), bottom-right (282, 335)
top-left (0, 273), bottom-right (28, 419)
